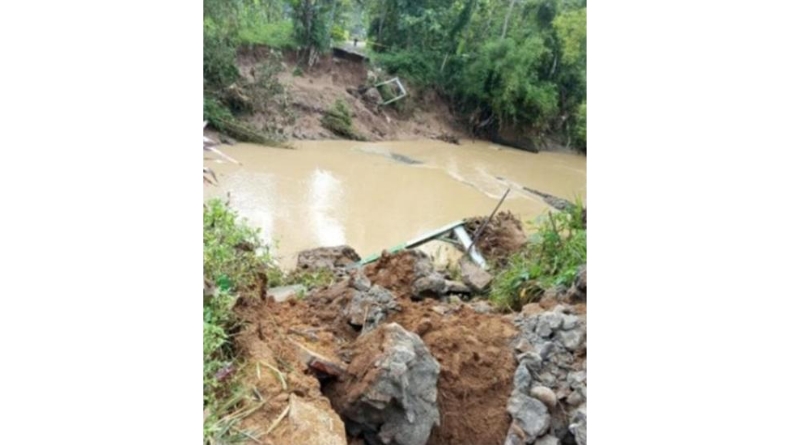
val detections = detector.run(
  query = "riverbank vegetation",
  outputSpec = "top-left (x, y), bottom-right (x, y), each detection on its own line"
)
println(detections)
top-left (204, 0), bottom-right (586, 151)
top-left (489, 201), bottom-right (587, 310)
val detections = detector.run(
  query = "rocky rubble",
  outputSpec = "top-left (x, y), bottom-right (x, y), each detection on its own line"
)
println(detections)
top-left (343, 272), bottom-right (400, 332)
top-left (507, 300), bottom-right (587, 445)
top-left (229, 220), bottom-right (586, 445)
top-left (327, 323), bottom-right (441, 445)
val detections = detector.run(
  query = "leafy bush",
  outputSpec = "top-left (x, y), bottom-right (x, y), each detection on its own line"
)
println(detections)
top-left (572, 101), bottom-right (586, 151)
top-left (370, 50), bottom-right (440, 89)
top-left (204, 18), bottom-right (240, 89)
top-left (203, 199), bottom-right (283, 443)
top-left (321, 99), bottom-right (363, 140)
top-left (452, 37), bottom-right (558, 132)
top-left (204, 199), bottom-right (279, 290)
top-left (489, 202), bottom-right (586, 310)
top-left (331, 25), bottom-right (348, 42)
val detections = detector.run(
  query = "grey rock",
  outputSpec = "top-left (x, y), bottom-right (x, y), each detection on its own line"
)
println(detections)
top-left (267, 285), bottom-right (306, 303)
top-left (460, 259), bottom-right (493, 292)
top-left (537, 341), bottom-right (556, 360)
top-left (512, 361), bottom-right (532, 395)
top-left (537, 313), bottom-right (563, 338)
top-left (568, 371), bottom-right (586, 387)
top-left (518, 315), bottom-right (539, 334)
top-left (445, 280), bottom-right (471, 294)
top-left (343, 285), bottom-right (399, 332)
top-left (351, 272), bottom-right (372, 291)
top-left (507, 394), bottom-right (551, 442)
top-left (560, 314), bottom-right (579, 330)
top-left (557, 329), bottom-right (585, 351)
top-left (566, 390), bottom-right (585, 406)
top-left (529, 386), bottom-right (557, 409)
top-left (413, 274), bottom-right (447, 299)
top-left (335, 323), bottom-right (440, 445)
top-left (568, 405), bottom-right (587, 445)
top-left (519, 351), bottom-right (543, 371)
top-left (538, 372), bottom-right (556, 387)
top-left (535, 435), bottom-right (560, 445)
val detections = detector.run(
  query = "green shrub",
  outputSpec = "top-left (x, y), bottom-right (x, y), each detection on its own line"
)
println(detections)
top-left (321, 99), bottom-right (363, 140)
top-left (489, 201), bottom-right (586, 310)
top-left (203, 199), bottom-right (282, 443)
top-left (204, 18), bottom-right (240, 89)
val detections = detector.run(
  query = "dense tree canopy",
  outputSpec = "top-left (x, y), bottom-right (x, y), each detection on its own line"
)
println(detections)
top-left (203, 0), bottom-right (587, 150)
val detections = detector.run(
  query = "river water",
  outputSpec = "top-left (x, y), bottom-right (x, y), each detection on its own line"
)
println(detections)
top-left (204, 139), bottom-right (586, 268)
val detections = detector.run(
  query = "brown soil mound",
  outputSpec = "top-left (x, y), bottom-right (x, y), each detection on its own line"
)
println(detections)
top-left (464, 211), bottom-right (528, 266)
top-left (363, 250), bottom-right (419, 300)
top-left (233, 296), bottom-right (350, 444)
top-left (391, 302), bottom-right (518, 445)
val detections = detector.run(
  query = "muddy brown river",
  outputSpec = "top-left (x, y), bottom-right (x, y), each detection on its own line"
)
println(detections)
top-left (204, 139), bottom-right (586, 268)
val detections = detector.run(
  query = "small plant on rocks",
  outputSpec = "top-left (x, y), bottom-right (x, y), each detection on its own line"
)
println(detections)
top-left (489, 200), bottom-right (586, 310)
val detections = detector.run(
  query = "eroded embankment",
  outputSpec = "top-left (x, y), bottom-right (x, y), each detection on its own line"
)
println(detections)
top-left (224, 215), bottom-right (587, 445)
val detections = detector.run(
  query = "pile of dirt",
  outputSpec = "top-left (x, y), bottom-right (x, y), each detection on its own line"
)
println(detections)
top-left (464, 211), bottom-right (528, 266)
top-left (229, 249), bottom-right (586, 445)
top-left (389, 302), bottom-right (518, 445)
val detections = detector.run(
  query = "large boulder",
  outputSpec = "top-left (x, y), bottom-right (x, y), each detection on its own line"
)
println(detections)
top-left (327, 323), bottom-right (440, 445)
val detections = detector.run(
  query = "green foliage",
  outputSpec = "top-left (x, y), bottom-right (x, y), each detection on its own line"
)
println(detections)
top-left (238, 20), bottom-right (298, 49)
top-left (489, 201), bottom-right (586, 310)
top-left (204, 18), bottom-right (240, 90)
top-left (321, 99), bottom-right (363, 139)
top-left (370, 50), bottom-right (441, 89)
top-left (572, 100), bottom-right (586, 150)
top-left (360, 0), bottom-right (586, 150)
top-left (203, 199), bottom-right (282, 444)
top-left (331, 24), bottom-right (348, 42)
top-left (203, 97), bottom-right (236, 131)
top-left (553, 7), bottom-right (586, 68)
top-left (204, 199), bottom-right (279, 291)
top-left (291, 0), bottom-right (332, 54)
top-left (454, 37), bottom-right (558, 131)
